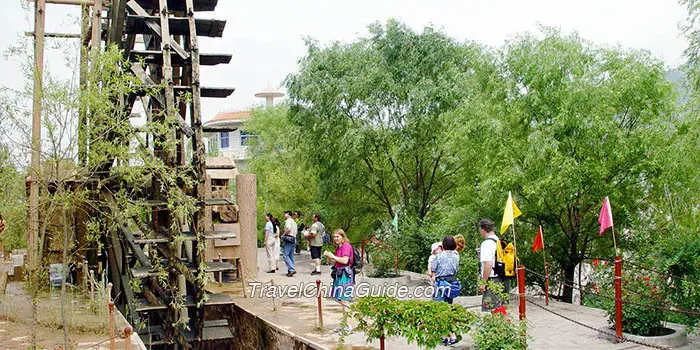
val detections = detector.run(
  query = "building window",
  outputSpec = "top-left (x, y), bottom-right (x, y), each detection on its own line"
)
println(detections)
top-left (240, 130), bottom-right (258, 146)
top-left (220, 132), bottom-right (229, 149)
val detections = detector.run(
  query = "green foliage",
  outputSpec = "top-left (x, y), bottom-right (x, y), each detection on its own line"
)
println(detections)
top-left (455, 249), bottom-right (479, 296)
top-left (0, 148), bottom-right (26, 252)
top-left (342, 296), bottom-right (477, 349)
top-left (285, 20), bottom-right (490, 260)
top-left (447, 27), bottom-right (676, 302)
top-left (472, 312), bottom-right (527, 350)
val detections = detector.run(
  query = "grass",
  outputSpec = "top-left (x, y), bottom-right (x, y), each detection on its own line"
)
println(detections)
top-left (0, 281), bottom-right (112, 335)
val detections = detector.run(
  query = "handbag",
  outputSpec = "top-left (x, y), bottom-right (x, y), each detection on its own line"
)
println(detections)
top-left (283, 234), bottom-right (296, 244)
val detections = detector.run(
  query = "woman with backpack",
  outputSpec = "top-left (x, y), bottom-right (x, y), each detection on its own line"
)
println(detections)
top-left (431, 235), bottom-right (462, 346)
top-left (324, 229), bottom-right (355, 302)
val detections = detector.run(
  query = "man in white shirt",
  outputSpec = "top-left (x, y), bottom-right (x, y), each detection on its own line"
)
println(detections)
top-left (283, 211), bottom-right (298, 277)
top-left (479, 218), bottom-right (504, 311)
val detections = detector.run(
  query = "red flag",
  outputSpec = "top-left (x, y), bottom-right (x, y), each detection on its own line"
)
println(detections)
top-left (531, 225), bottom-right (544, 252)
top-left (598, 196), bottom-right (614, 235)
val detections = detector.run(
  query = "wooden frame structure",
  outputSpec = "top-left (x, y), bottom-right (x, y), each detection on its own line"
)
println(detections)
top-left (30, 0), bottom-right (242, 348)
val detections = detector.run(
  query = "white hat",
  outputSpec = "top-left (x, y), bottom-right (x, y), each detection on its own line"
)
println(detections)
top-left (431, 242), bottom-right (442, 254)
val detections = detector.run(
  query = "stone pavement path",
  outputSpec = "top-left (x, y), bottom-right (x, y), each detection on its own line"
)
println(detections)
top-left (208, 248), bottom-right (699, 349)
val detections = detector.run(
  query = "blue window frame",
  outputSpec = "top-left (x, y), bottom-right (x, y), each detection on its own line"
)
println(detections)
top-left (240, 130), bottom-right (258, 145)
top-left (220, 132), bottom-right (229, 149)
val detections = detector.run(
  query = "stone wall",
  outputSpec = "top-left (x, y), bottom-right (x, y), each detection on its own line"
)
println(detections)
top-left (232, 304), bottom-right (327, 350)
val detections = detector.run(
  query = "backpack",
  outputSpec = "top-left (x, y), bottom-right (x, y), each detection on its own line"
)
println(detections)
top-left (319, 223), bottom-right (331, 244)
top-left (352, 246), bottom-right (362, 270)
top-left (487, 238), bottom-right (516, 278)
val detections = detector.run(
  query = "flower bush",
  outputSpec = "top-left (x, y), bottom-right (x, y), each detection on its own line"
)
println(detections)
top-left (589, 261), bottom-right (666, 336)
top-left (366, 237), bottom-right (398, 278)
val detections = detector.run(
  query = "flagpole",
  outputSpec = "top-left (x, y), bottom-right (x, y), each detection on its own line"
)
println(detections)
top-left (511, 223), bottom-right (518, 264)
top-left (612, 225), bottom-right (618, 256)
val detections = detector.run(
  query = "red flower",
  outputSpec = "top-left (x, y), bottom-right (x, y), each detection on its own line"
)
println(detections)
top-left (493, 306), bottom-right (508, 315)
top-left (592, 259), bottom-right (600, 267)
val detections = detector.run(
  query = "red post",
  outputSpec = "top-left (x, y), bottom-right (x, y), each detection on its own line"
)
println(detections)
top-left (124, 327), bottom-right (132, 350)
top-left (544, 262), bottom-right (550, 306)
top-left (614, 256), bottom-right (623, 342)
top-left (316, 279), bottom-right (323, 330)
top-left (517, 265), bottom-right (526, 321)
top-left (108, 301), bottom-right (116, 350)
top-left (380, 331), bottom-right (385, 350)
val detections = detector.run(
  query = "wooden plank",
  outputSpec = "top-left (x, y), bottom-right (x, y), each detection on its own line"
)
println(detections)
top-left (202, 124), bottom-right (238, 133)
top-left (108, 0), bottom-right (126, 46)
top-left (134, 0), bottom-right (219, 12)
top-left (129, 50), bottom-right (232, 66)
top-left (125, 1), bottom-right (189, 59)
top-left (125, 15), bottom-right (226, 37)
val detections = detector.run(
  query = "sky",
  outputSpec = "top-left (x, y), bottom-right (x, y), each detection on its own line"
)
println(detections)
top-left (0, 0), bottom-right (690, 123)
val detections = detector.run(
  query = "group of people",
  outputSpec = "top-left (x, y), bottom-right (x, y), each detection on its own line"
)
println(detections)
top-left (429, 218), bottom-right (508, 346)
top-left (263, 211), bottom-right (356, 303)
top-left (262, 213), bottom-right (509, 343)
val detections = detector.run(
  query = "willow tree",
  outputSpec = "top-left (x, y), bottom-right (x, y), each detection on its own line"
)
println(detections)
top-left (286, 20), bottom-right (490, 226)
top-left (452, 28), bottom-right (676, 303)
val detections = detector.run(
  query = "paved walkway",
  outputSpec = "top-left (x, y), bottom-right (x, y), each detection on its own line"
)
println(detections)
top-left (208, 248), bottom-right (699, 349)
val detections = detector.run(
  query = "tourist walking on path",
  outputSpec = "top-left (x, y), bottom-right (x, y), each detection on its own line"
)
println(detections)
top-left (478, 218), bottom-right (504, 311)
top-left (264, 213), bottom-right (278, 273)
top-left (431, 235), bottom-right (461, 346)
top-left (305, 213), bottom-right (325, 275)
top-left (282, 211), bottom-right (298, 276)
top-left (324, 229), bottom-right (354, 303)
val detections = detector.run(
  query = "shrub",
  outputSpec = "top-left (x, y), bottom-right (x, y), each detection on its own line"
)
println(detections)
top-left (590, 261), bottom-right (666, 336)
top-left (366, 237), bottom-right (397, 277)
top-left (472, 309), bottom-right (527, 350)
top-left (341, 296), bottom-right (477, 349)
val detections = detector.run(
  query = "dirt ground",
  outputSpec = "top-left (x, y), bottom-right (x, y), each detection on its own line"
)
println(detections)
top-left (0, 261), bottom-right (134, 350)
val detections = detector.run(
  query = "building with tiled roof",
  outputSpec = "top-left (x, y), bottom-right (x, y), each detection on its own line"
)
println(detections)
top-left (203, 88), bottom-right (284, 171)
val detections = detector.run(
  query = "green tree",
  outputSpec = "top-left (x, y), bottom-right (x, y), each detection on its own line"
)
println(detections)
top-left (450, 28), bottom-right (676, 303)
top-left (285, 20), bottom-right (489, 223)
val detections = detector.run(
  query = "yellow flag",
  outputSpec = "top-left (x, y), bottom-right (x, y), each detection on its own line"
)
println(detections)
top-left (500, 191), bottom-right (522, 234)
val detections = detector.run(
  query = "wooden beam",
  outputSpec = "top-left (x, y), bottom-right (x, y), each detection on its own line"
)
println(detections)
top-left (125, 0), bottom-right (189, 59)
top-left (90, 0), bottom-right (102, 56)
top-left (25, 31), bottom-right (81, 38)
top-left (28, 0), bottom-right (45, 288)
top-left (108, 0), bottom-right (126, 46)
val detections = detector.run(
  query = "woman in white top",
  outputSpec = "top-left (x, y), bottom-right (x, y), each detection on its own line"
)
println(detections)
top-left (264, 213), bottom-right (278, 273)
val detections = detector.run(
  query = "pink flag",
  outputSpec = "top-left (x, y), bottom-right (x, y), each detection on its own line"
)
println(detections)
top-left (598, 196), bottom-right (613, 235)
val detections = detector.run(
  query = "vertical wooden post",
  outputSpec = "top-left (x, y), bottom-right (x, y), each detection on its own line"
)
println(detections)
top-left (29, 0), bottom-right (46, 301)
top-left (236, 174), bottom-right (257, 282)
top-left (544, 262), bottom-right (550, 306)
top-left (614, 256), bottom-right (623, 342)
top-left (124, 327), bottom-right (132, 350)
top-left (517, 265), bottom-right (526, 321)
top-left (270, 279), bottom-right (276, 311)
top-left (89, 269), bottom-right (95, 302)
top-left (316, 279), bottom-right (323, 331)
top-left (108, 301), bottom-right (116, 350)
top-left (379, 330), bottom-right (385, 350)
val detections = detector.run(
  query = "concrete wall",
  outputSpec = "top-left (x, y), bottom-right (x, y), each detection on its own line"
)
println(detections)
top-left (232, 304), bottom-right (327, 350)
